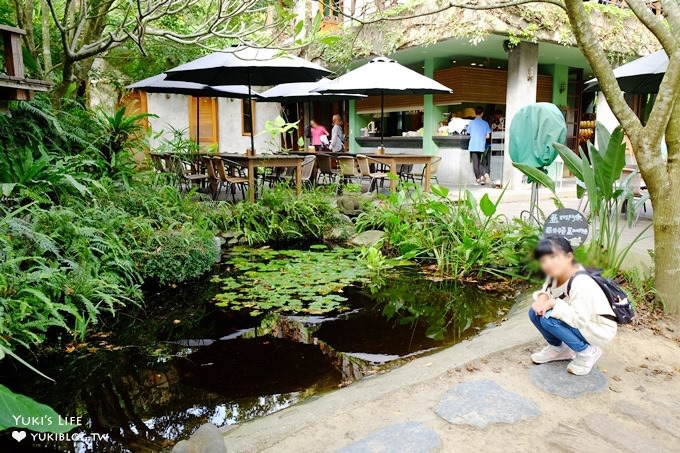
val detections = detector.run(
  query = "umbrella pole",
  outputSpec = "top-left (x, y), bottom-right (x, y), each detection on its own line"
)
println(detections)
top-left (196, 97), bottom-right (200, 148)
top-left (380, 90), bottom-right (385, 148)
top-left (248, 70), bottom-right (255, 155)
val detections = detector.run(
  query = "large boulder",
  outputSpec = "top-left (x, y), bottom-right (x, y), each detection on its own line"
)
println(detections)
top-left (348, 230), bottom-right (385, 247)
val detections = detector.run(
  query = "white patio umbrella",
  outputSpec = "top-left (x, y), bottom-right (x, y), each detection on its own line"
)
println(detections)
top-left (314, 56), bottom-right (452, 146)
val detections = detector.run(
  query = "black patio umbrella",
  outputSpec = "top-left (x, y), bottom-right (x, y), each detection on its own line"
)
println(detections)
top-left (164, 47), bottom-right (332, 153)
top-left (126, 73), bottom-right (261, 145)
top-left (584, 50), bottom-right (668, 94)
top-left (314, 56), bottom-right (452, 146)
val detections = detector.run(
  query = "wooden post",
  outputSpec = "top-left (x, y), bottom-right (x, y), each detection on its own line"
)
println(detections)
top-left (1, 25), bottom-right (26, 79)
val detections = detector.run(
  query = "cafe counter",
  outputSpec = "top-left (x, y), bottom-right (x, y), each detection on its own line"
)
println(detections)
top-left (354, 135), bottom-right (475, 186)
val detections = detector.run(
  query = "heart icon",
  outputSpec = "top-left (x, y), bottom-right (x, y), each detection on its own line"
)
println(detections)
top-left (12, 430), bottom-right (26, 442)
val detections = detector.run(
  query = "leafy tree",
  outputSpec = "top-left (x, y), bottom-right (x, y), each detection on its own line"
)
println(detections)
top-left (7, 0), bottom-right (299, 95)
top-left (339, 0), bottom-right (679, 316)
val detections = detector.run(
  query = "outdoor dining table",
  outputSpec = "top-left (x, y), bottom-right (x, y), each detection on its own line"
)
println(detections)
top-left (215, 153), bottom-right (306, 202)
top-left (365, 154), bottom-right (434, 192)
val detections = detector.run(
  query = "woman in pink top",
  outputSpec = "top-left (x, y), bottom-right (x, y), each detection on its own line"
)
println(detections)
top-left (310, 120), bottom-right (329, 151)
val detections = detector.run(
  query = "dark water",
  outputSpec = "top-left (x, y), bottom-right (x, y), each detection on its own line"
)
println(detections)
top-left (0, 250), bottom-right (519, 452)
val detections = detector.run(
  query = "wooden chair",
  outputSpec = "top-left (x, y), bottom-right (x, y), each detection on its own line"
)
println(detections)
top-left (170, 155), bottom-right (209, 193)
top-left (316, 153), bottom-right (339, 185)
top-left (213, 158), bottom-right (249, 201)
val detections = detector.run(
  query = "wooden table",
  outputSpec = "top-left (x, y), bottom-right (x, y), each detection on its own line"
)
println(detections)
top-left (216, 153), bottom-right (305, 202)
top-left (365, 154), bottom-right (434, 192)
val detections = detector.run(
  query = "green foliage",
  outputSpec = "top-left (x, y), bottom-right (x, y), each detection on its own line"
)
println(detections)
top-left (356, 184), bottom-right (540, 280)
top-left (141, 228), bottom-right (217, 285)
top-left (259, 115), bottom-right (301, 153)
top-left (0, 384), bottom-right (76, 433)
top-left (214, 246), bottom-right (371, 316)
top-left (222, 186), bottom-right (339, 245)
top-left (523, 124), bottom-right (650, 274)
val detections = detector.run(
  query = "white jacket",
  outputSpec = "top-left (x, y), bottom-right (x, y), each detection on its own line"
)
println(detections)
top-left (533, 271), bottom-right (617, 347)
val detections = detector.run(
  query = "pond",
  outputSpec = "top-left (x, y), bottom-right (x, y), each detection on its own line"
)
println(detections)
top-left (0, 246), bottom-right (521, 452)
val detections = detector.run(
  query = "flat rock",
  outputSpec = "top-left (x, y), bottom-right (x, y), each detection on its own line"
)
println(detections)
top-left (338, 422), bottom-right (440, 453)
top-left (434, 380), bottom-right (539, 429)
top-left (348, 230), bottom-right (385, 247)
top-left (530, 361), bottom-right (607, 398)
top-left (172, 423), bottom-right (227, 453)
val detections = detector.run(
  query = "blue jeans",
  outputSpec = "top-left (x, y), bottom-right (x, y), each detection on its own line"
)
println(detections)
top-left (528, 308), bottom-right (589, 352)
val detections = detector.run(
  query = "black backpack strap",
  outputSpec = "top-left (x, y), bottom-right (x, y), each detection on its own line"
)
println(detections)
top-left (565, 270), bottom-right (590, 296)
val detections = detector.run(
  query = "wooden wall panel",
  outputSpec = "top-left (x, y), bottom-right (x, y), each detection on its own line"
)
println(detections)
top-left (356, 66), bottom-right (554, 113)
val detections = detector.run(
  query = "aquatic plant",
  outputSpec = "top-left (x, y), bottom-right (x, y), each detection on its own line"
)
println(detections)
top-left (214, 246), bottom-right (371, 315)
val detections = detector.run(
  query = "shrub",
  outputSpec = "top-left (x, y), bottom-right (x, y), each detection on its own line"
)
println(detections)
top-left (356, 185), bottom-right (540, 281)
top-left (141, 227), bottom-right (218, 285)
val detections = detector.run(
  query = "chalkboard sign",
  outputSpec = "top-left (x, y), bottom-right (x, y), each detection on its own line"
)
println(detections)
top-left (543, 208), bottom-right (589, 246)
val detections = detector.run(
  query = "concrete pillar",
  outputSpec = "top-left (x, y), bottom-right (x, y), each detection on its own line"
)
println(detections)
top-left (504, 41), bottom-right (538, 189)
top-left (423, 58), bottom-right (448, 156)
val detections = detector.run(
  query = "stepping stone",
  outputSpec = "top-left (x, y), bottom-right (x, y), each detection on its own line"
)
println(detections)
top-left (530, 361), bottom-right (607, 398)
top-left (434, 380), bottom-right (539, 429)
top-left (338, 422), bottom-right (440, 453)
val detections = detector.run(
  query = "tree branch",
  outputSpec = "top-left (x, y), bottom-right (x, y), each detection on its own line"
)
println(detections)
top-left (624, 0), bottom-right (676, 53)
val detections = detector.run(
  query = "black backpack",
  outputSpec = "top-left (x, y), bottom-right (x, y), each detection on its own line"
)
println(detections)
top-left (564, 269), bottom-right (634, 324)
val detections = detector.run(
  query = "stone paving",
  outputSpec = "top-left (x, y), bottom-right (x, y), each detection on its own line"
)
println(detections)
top-left (530, 361), bottom-right (608, 398)
top-left (337, 422), bottom-right (441, 453)
top-left (434, 380), bottom-right (540, 428)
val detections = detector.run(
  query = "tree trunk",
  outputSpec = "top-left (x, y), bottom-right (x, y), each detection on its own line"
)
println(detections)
top-left (651, 190), bottom-right (680, 314)
top-left (41, 0), bottom-right (52, 76)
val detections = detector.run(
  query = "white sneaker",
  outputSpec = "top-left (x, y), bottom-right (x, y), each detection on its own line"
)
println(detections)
top-left (483, 173), bottom-right (491, 184)
top-left (531, 343), bottom-right (576, 364)
top-left (567, 346), bottom-right (602, 375)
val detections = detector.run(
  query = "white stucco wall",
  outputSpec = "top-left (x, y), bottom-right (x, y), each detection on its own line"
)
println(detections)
top-left (217, 98), bottom-right (282, 153)
top-left (145, 92), bottom-right (281, 154)
top-left (595, 92), bottom-right (619, 134)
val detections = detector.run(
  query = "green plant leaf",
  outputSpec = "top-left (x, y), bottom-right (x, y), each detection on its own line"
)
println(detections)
top-left (595, 121), bottom-right (611, 156)
top-left (1, 183), bottom-right (17, 197)
top-left (430, 184), bottom-right (449, 198)
top-left (588, 142), bottom-right (613, 200)
top-left (479, 193), bottom-right (496, 217)
top-left (273, 115), bottom-right (286, 128)
top-left (0, 384), bottom-right (77, 433)
top-left (512, 163), bottom-right (556, 192)
top-left (579, 147), bottom-right (600, 212)
top-left (554, 143), bottom-right (584, 181)
top-left (294, 20), bottom-right (304, 36)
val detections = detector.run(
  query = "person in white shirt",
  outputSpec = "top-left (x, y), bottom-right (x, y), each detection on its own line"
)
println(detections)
top-left (529, 236), bottom-right (616, 375)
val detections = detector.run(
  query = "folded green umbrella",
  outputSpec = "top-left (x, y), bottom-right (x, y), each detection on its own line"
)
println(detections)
top-left (509, 103), bottom-right (567, 169)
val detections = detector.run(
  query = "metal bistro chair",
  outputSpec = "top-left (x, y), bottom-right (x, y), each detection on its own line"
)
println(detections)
top-left (407, 156), bottom-right (442, 187)
top-left (356, 154), bottom-right (387, 193)
top-left (213, 157), bottom-right (249, 201)
top-left (202, 156), bottom-right (220, 200)
top-left (316, 153), bottom-right (339, 185)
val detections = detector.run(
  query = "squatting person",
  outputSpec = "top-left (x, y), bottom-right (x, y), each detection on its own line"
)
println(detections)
top-left (529, 236), bottom-right (617, 375)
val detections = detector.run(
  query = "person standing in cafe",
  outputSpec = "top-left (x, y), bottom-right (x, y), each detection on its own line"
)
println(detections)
top-left (467, 106), bottom-right (492, 185)
top-left (330, 114), bottom-right (346, 152)
top-left (310, 119), bottom-right (329, 151)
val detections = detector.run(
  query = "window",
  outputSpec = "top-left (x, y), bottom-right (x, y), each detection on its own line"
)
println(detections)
top-left (241, 99), bottom-right (255, 136)
top-left (189, 97), bottom-right (218, 146)
top-left (319, 0), bottom-right (342, 18)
